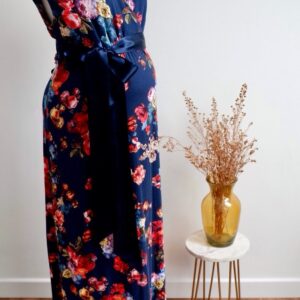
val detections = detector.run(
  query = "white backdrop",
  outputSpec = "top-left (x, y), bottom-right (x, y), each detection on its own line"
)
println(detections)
top-left (0, 0), bottom-right (300, 297)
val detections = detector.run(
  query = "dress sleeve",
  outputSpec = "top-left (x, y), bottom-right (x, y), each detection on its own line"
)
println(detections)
top-left (32, 0), bottom-right (94, 44)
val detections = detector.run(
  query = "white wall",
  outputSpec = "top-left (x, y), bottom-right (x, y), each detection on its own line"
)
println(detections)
top-left (0, 0), bottom-right (300, 297)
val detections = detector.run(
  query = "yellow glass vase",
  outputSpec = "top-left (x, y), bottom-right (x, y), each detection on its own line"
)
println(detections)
top-left (201, 177), bottom-right (241, 247)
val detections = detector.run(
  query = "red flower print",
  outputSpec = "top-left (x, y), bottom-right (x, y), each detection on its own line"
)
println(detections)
top-left (113, 256), bottom-right (130, 273)
top-left (66, 245), bottom-right (97, 279)
top-left (110, 282), bottom-right (126, 294)
top-left (131, 164), bottom-right (146, 185)
top-left (113, 14), bottom-right (123, 29)
top-left (53, 209), bottom-right (64, 228)
top-left (136, 227), bottom-right (144, 240)
top-left (136, 12), bottom-right (143, 24)
top-left (84, 177), bottom-right (93, 190)
top-left (145, 124), bottom-right (150, 135)
top-left (82, 37), bottom-right (94, 48)
top-left (67, 111), bottom-right (88, 135)
top-left (65, 189), bottom-right (75, 201)
top-left (69, 283), bottom-right (78, 295)
top-left (60, 88), bottom-right (80, 109)
top-left (44, 157), bottom-right (54, 198)
top-left (49, 252), bottom-right (58, 263)
top-left (82, 131), bottom-right (90, 156)
top-left (88, 276), bottom-right (109, 292)
top-left (134, 103), bottom-right (148, 123)
top-left (157, 290), bottom-right (166, 300)
top-left (152, 174), bottom-right (161, 189)
top-left (67, 111), bottom-right (90, 156)
top-left (47, 226), bottom-right (58, 242)
top-left (127, 269), bottom-right (148, 286)
top-left (82, 229), bottom-right (92, 243)
top-left (46, 199), bottom-right (58, 216)
top-left (51, 63), bottom-right (70, 95)
top-left (57, 0), bottom-right (74, 11)
top-left (61, 9), bottom-right (81, 29)
top-left (152, 220), bottom-right (164, 247)
top-left (43, 129), bottom-right (53, 142)
top-left (128, 116), bottom-right (137, 132)
top-left (129, 143), bottom-right (138, 153)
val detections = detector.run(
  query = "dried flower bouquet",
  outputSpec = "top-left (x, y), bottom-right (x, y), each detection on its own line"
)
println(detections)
top-left (159, 83), bottom-right (257, 185)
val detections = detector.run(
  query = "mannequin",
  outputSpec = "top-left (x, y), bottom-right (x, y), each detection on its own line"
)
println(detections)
top-left (33, 0), bottom-right (167, 298)
top-left (41, 0), bottom-right (54, 23)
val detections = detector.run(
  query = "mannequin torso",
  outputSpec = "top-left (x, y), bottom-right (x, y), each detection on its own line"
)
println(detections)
top-left (41, 0), bottom-right (54, 23)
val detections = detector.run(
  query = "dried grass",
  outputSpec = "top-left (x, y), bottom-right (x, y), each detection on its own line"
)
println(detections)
top-left (159, 83), bottom-right (258, 185)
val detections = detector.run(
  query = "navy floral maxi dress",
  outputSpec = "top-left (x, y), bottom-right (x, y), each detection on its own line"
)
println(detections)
top-left (32, 0), bottom-right (166, 299)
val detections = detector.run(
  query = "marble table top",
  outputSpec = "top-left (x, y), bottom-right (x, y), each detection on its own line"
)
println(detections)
top-left (185, 229), bottom-right (250, 262)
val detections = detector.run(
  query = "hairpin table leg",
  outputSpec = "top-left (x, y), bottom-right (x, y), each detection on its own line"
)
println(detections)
top-left (203, 260), bottom-right (206, 299)
top-left (208, 262), bottom-right (215, 300)
top-left (191, 258), bottom-right (202, 300)
top-left (191, 258), bottom-right (198, 299)
top-left (228, 261), bottom-right (232, 300)
top-left (237, 259), bottom-right (241, 299)
top-left (233, 261), bottom-right (240, 299)
top-left (217, 262), bottom-right (222, 300)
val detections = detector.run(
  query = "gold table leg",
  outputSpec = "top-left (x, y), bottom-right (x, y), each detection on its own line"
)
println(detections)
top-left (217, 262), bottom-right (221, 300)
top-left (191, 258), bottom-right (198, 299)
top-left (233, 261), bottom-right (240, 299)
top-left (237, 260), bottom-right (241, 299)
top-left (203, 260), bottom-right (206, 300)
top-left (208, 262), bottom-right (215, 300)
top-left (191, 258), bottom-right (202, 300)
top-left (228, 261), bottom-right (232, 300)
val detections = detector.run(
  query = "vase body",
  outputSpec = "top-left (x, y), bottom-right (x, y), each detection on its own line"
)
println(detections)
top-left (201, 178), bottom-right (241, 247)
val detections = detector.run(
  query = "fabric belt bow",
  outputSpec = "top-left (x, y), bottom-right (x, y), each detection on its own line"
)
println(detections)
top-left (55, 31), bottom-right (146, 268)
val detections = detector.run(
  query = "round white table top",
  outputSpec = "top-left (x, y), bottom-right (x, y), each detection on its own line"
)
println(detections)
top-left (185, 229), bottom-right (250, 262)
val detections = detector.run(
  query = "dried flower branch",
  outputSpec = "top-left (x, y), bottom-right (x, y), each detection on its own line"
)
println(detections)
top-left (158, 83), bottom-right (258, 185)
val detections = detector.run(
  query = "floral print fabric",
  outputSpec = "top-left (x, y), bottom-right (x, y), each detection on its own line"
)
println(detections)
top-left (32, 0), bottom-right (166, 299)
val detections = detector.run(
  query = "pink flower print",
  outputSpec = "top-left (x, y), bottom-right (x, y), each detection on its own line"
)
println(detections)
top-left (75, 0), bottom-right (98, 19)
top-left (134, 103), bottom-right (148, 123)
top-left (60, 88), bottom-right (80, 109)
top-left (88, 276), bottom-right (109, 292)
top-left (125, 0), bottom-right (135, 11)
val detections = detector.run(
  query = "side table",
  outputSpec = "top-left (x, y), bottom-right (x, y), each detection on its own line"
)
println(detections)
top-left (185, 229), bottom-right (250, 300)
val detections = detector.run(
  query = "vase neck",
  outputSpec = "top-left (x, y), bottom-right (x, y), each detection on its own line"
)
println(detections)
top-left (207, 180), bottom-right (236, 197)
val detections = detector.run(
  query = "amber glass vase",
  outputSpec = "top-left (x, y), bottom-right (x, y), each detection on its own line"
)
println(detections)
top-left (201, 177), bottom-right (241, 247)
